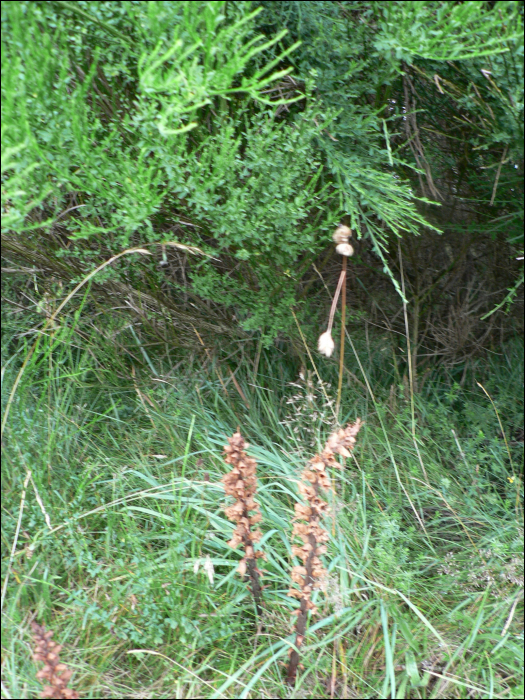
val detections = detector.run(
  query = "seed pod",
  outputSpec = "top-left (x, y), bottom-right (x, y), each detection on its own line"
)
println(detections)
top-left (336, 243), bottom-right (354, 256)
top-left (333, 225), bottom-right (352, 244)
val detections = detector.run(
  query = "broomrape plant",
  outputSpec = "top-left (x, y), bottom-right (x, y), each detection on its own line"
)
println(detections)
top-left (222, 430), bottom-right (266, 616)
top-left (31, 622), bottom-right (78, 700)
top-left (286, 420), bottom-right (362, 685)
top-left (219, 422), bottom-right (362, 685)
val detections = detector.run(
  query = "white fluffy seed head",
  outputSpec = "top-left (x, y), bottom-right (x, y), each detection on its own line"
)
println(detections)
top-left (333, 225), bottom-right (352, 244)
top-left (336, 243), bottom-right (354, 256)
top-left (318, 331), bottom-right (335, 357)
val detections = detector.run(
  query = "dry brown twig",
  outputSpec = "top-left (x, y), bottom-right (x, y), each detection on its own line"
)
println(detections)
top-left (222, 431), bottom-right (265, 615)
top-left (286, 420), bottom-right (362, 685)
top-left (31, 622), bottom-right (79, 699)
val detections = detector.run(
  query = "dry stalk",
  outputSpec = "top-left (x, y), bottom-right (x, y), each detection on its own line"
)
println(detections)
top-left (286, 420), bottom-right (362, 685)
top-left (335, 255), bottom-right (347, 417)
top-left (222, 431), bottom-right (265, 615)
top-left (31, 622), bottom-right (79, 699)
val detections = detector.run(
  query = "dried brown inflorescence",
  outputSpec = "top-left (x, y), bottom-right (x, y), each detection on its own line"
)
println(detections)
top-left (31, 622), bottom-right (79, 699)
top-left (222, 430), bottom-right (265, 615)
top-left (286, 420), bottom-right (362, 685)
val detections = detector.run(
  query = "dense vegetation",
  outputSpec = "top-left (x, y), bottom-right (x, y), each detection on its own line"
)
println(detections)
top-left (2, 1), bottom-right (523, 698)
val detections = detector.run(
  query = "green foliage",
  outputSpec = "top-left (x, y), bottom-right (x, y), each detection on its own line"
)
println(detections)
top-left (256, 0), bottom-right (523, 313)
top-left (3, 1), bottom-right (521, 343)
top-left (376, 1), bottom-right (523, 62)
top-left (1, 140), bottom-right (54, 232)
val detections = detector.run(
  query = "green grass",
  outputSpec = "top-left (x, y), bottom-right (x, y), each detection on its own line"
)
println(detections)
top-left (1, 281), bottom-right (523, 699)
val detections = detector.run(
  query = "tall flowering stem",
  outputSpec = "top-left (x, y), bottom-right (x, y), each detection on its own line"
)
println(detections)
top-left (31, 622), bottom-right (78, 699)
top-left (222, 431), bottom-right (265, 615)
top-left (318, 226), bottom-right (354, 358)
top-left (286, 420), bottom-right (362, 685)
top-left (335, 255), bottom-right (347, 417)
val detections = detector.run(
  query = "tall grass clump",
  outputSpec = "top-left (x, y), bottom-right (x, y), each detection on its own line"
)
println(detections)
top-left (1, 276), bottom-right (523, 697)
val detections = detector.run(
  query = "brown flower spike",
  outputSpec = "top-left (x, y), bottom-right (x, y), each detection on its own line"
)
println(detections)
top-left (31, 622), bottom-right (79, 699)
top-left (286, 420), bottom-right (362, 685)
top-left (222, 430), bottom-right (265, 615)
